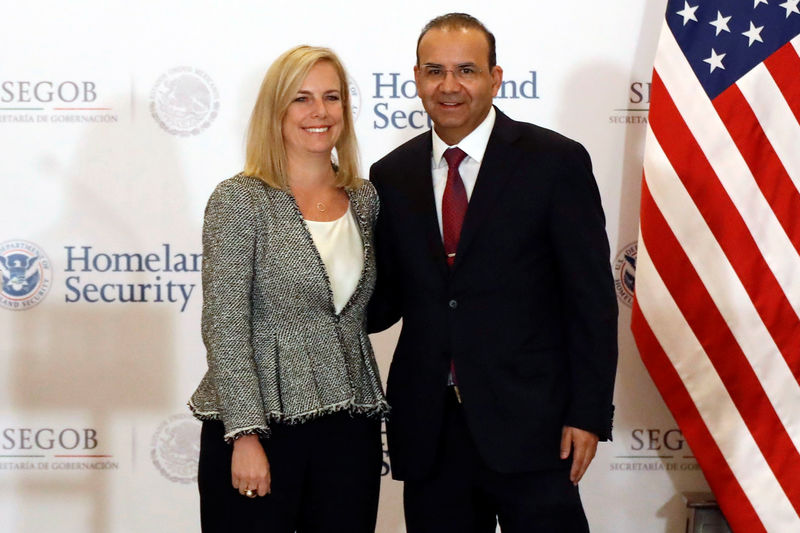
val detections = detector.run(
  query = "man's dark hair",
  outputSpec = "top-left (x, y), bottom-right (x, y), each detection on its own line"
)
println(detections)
top-left (416, 13), bottom-right (497, 68)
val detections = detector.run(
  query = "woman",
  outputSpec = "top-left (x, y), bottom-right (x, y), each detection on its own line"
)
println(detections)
top-left (188, 45), bottom-right (387, 532)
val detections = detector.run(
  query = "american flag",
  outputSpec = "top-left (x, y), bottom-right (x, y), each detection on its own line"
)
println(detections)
top-left (631, 1), bottom-right (800, 531)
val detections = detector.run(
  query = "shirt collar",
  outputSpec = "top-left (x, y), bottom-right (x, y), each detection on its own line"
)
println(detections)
top-left (432, 106), bottom-right (496, 167)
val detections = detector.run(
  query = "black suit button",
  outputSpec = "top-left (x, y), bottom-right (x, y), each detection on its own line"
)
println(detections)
top-left (448, 299), bottom-right (458, 309)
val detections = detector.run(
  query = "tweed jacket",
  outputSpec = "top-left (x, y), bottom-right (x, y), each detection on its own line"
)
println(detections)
top-left (189, 173), bottom-right (387, 442)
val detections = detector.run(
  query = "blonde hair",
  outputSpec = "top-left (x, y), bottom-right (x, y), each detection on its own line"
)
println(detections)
top-left (244, 45), bottom-right (361, 189)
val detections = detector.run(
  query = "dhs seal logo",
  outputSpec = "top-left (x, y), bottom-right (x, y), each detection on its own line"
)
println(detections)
top-left (0, 240), bottom-right (52, 311)
top-left (150, 414), bottom-right (201, 484)
top-left (348, 76), bottom-right (361, 120)
top-left (150, 67), bottom-right (220, 136)
top-left (614, 241), bottom-right (637, 307)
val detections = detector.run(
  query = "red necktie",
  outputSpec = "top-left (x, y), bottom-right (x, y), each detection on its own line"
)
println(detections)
top-left (442, 148), bottom-right (468, 401)
top-left (442, 147), bottom-right (468, 267)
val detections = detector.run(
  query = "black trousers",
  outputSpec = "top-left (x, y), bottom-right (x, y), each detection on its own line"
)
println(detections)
top-left (403, 390), bottom-right (590, 533)
top-left (198, 412), bottom-right (382, 533)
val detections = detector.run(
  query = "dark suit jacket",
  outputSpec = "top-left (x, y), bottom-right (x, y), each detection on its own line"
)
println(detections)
top-left (369, 108), bottom-right (618, 481)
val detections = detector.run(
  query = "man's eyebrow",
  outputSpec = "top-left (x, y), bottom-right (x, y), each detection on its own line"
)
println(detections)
top-left (422, 62), bottom-right (478, 67)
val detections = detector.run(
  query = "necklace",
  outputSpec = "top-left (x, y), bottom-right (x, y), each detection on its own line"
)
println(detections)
top-left (315, 202), bottom-right (327, 212)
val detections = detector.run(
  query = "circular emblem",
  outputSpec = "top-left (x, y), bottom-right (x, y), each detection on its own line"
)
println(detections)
top-left (614, 241), bottom-right (637, 307)
top-left (0, 240), bottom-right (52, 311)
top-left (150, 67), bottom-right (220, 136)
top-left (150, 414), bottom-right (201, 484)
top-left (347, 76), bottom-right (361, 121)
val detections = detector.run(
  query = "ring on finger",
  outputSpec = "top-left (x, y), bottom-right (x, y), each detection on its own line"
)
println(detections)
top-left (244, 489), bottom-right (255, 498)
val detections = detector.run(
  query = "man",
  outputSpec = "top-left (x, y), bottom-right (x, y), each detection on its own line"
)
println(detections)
top-left (369, 13), bottom-right (618, 533)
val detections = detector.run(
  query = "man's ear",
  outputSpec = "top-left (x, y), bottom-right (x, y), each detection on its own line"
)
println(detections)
top-left (490, 66), bottom-right (504, 97)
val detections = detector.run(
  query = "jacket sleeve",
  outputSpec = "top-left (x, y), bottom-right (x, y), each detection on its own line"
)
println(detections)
top-left (367, 165), bottom-right (403, 333)
top-left (201, 179), bottom-right (269, 441)
top-left (549, 143), bottom-right (618, 441)
top-left (360, 178), bottom-right (380, 229)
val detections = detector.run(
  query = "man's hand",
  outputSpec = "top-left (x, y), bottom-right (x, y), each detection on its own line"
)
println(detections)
top-left (560, 426), bottom-right (599, 485)
top-left (231, 434), bottom-right (271, 497)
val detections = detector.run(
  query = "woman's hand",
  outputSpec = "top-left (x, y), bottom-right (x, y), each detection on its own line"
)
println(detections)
top-left (231, 434), bottom-right (271, 497)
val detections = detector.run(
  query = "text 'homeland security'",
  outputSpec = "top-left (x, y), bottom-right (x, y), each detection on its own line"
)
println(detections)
top-left (63, 244), bottom-right (201, 312)
top-left (371, 71), bottom-right (539, 130)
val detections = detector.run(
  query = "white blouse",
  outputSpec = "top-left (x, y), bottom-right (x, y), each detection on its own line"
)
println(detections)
top-left (305, 204), bottom-right (364, 314)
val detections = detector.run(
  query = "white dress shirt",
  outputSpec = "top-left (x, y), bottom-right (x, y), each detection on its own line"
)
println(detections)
top-left (430, 106), bottom-right (496, 238)
top-left (431, 107), bottom-right (496, 385)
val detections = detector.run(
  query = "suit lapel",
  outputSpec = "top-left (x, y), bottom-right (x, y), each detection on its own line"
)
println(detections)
top-left (406, 132), bottom-right (450, 277)
top-left (454, 111), bottom-right (522, 270)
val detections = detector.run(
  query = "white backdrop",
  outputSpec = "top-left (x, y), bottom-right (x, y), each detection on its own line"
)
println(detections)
top-left (0, 1), bottom-right (711, 531)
